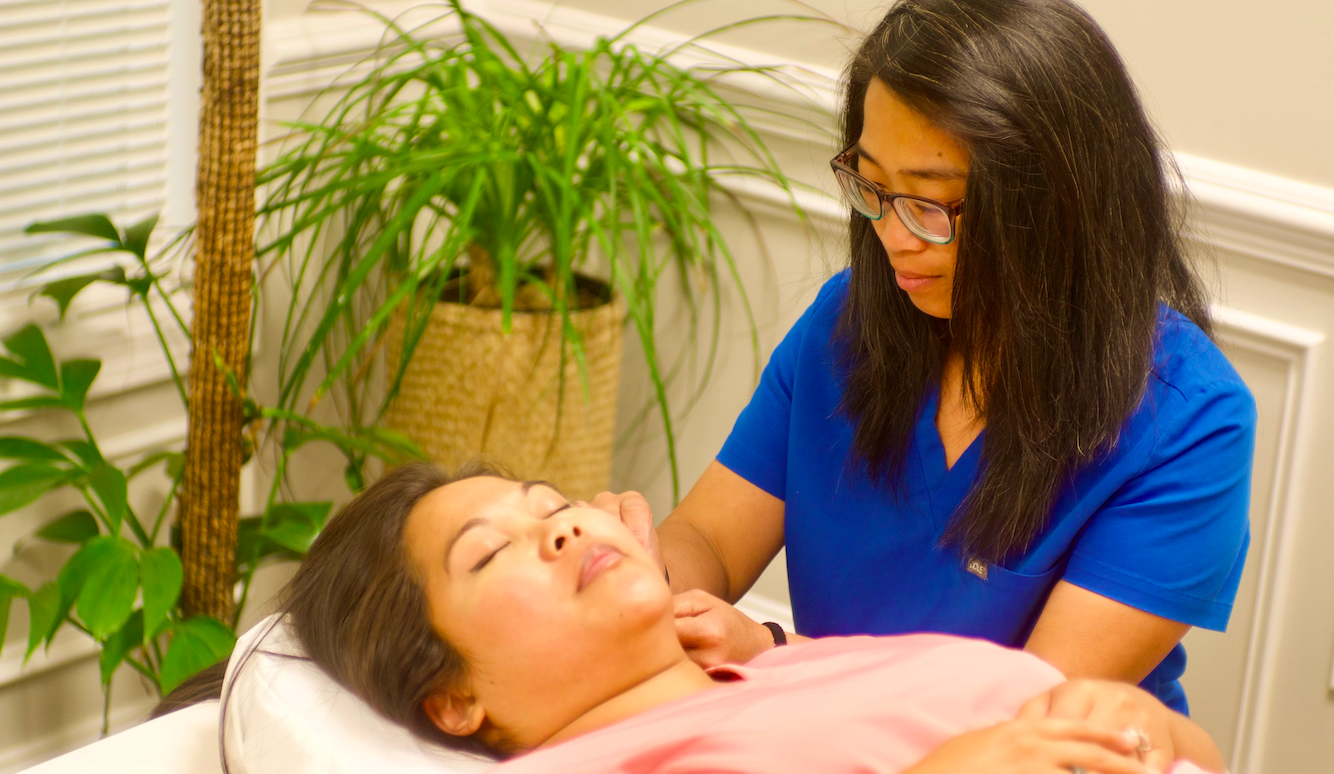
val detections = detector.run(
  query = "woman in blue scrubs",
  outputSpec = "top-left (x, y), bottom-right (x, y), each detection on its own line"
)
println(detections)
top-left (598, 0), bottom-right (1255, 724)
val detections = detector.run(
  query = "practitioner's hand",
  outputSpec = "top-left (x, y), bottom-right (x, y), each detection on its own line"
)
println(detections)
top-left (906, 717), bottom-right (1148, 774)
top-left (673, 589), bottom-right (774, 669)
top-left (1020, 680), bottom-right (1175, 774)
top-left (582, 490), bottom-right (664, 575)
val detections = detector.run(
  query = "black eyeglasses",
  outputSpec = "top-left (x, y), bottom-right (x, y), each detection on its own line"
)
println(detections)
top-left (829, 144), bottom-right (965, 245)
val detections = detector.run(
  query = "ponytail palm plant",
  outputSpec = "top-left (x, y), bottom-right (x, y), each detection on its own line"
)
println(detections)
top-left (260, 0), bottom-right (830, 497)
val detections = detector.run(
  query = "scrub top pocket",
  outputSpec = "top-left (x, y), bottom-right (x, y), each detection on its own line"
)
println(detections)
top-left (948, 560), bottom-right (1065, 645)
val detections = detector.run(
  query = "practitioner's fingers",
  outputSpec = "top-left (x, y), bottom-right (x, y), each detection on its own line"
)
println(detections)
top-left (674, 608), bottom-right (726, 668)
top-left (1041, 680), bottom-right (1099, 721)
top-left (1018, 690), bottom-right (1053, 720)
top-left (1027, 717), bottom-right (1138, 754)
top-left (1043, 739), bottom-right (1150, 774)
top-left (672, 590), bottom-right (773, 668)
top-left (588, 490), bottom-right (661, 566)
top-left (1047, 681), bottom-right (1175, 774)
top-left (912, 718), bottom-right (1146, 774)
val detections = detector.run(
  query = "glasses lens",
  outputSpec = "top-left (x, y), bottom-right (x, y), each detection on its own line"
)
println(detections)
top-left (893, 197), bottom-right (953, 243)
top-left (834, 169), bottom-right (883, 220)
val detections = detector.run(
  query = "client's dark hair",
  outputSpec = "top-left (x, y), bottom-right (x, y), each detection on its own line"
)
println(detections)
top-left (280, 460), bottom-right (508, 757)
top-left (154, 460), bottom-right (514, 759)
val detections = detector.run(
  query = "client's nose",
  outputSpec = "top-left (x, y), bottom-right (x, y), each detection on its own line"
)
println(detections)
top-left (545, 520), bottom-right (582, 556)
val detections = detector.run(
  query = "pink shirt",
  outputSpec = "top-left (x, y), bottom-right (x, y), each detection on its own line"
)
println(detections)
top-left (496, 635), bottom-right (1214, 774)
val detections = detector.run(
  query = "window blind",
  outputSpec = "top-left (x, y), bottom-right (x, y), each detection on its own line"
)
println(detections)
top-left (0, 0), bottom-right (173, 280)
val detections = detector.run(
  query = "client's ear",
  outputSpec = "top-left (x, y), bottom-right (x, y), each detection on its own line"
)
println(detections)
top-left (423, 691), bottom-right (486, 737)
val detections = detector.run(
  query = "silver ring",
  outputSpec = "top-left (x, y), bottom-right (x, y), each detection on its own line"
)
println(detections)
top-left (1070, 768), bottom-right (1087, 774)
top-left (1128, 726), bottom-right (1152, 754)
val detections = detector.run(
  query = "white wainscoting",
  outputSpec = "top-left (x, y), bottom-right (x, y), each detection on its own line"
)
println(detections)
top-left (1194, 308), bottom-right (1323, 773)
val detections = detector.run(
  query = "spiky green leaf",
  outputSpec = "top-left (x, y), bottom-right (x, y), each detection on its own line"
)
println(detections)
top-left (25, 214), bottom-right (120, 243)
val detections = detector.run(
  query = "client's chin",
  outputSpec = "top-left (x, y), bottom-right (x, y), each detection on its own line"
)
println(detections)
top-left (584, 560), bottom-right (674, 635)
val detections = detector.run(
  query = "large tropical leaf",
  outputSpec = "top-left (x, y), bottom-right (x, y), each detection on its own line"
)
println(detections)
top-left (0, 463), bottom-right (70, 516)
top-left (66, 536), bottom-right (139, 640)
top-left (159, 616), bottom-right (236, 695)
top-left (0, 325), bottom-right (59, 392)
top-left (139, 548), bottom-right (182, 641)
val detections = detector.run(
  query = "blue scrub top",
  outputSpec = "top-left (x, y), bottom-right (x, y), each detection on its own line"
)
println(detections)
top-left (717, 271), bottom-right (1255, 714)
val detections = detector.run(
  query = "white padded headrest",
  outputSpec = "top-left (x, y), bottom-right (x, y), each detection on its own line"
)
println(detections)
top-left (221, 614), bottom-right (494, 774)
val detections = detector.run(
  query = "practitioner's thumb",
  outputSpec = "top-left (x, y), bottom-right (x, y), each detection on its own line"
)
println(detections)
top-left (672, 590), bottom-right (712, 618)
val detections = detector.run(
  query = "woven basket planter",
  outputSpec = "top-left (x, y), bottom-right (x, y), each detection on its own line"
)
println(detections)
top-left (385, 279), bottom-right (627, 500)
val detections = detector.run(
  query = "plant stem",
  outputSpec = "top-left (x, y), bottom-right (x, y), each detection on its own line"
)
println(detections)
top-left (123, 506), bottom-right (152, 548)
top-left (76, 485), bottom-right (113, 533)
top-left (141, 297), bottom-right (189, 408)
top-left (122, 655), bottom-right (158, 686)
top-left (149, 473), bottom-right (182, 545)
top-left (150, 276), bottom-right (190, 340)
top-left (76, 412), bottom-right (99, 457)
top-left (101, 683), bottom-right (112, 737)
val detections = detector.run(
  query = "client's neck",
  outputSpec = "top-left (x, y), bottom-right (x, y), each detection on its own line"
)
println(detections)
top-left (539, 650), bottom-right (718, 748)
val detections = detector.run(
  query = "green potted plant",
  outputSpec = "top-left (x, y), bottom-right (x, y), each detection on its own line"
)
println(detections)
top-left (260, 0), bottom-right (831, 499)
top-left (0, 214), bottom-right (422, 730)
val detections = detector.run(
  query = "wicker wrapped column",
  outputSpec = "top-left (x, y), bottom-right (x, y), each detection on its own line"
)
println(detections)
top-left (178, 0), bottom-right (260, 620)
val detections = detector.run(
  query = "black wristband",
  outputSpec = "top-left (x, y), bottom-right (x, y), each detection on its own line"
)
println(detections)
top-left (761, 621), bottom-right (787, 647)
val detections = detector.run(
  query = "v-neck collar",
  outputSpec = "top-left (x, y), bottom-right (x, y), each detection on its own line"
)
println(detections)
top-left (915, 382), bottom-right (983, 497)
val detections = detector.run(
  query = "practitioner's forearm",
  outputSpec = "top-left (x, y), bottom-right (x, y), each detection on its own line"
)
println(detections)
top-left (659, 517), bottom-right (732, 599)
top-left (656, 461), bottom-right (787, 603)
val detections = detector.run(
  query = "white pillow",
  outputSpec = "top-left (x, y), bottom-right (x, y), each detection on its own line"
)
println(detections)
top-left (222, 614), bottom-right (495, 774)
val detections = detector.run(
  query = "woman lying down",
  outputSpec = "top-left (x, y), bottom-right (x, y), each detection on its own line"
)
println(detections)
top-left (272, 462), bottom-right (1225, 774)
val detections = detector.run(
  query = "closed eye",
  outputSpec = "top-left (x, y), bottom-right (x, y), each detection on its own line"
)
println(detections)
top-left (471, 544), bottom-right (508, 572)
top-left (546, 503), bottom-right (571, 519)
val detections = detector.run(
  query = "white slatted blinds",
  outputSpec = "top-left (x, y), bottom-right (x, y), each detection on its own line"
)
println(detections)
top-left (0, 0), bottom-right (173, 278)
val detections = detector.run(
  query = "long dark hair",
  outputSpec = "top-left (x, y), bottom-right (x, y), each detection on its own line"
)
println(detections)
top-left (836, 0), bottom-right (1211, 564)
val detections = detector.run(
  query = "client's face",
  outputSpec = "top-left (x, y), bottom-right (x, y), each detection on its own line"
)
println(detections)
top-left (405, 476), bottom-right (677, 747)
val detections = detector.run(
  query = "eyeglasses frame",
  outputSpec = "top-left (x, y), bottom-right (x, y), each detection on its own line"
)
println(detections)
top-left (829, 144), bottom-right (965, 245)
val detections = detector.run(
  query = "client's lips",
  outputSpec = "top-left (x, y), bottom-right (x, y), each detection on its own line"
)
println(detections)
top-left (577, 543), bottom-right (625, 591)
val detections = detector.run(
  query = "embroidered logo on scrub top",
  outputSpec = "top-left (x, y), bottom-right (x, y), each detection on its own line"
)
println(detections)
top-left (966, 557), bottom-right (989, 581)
